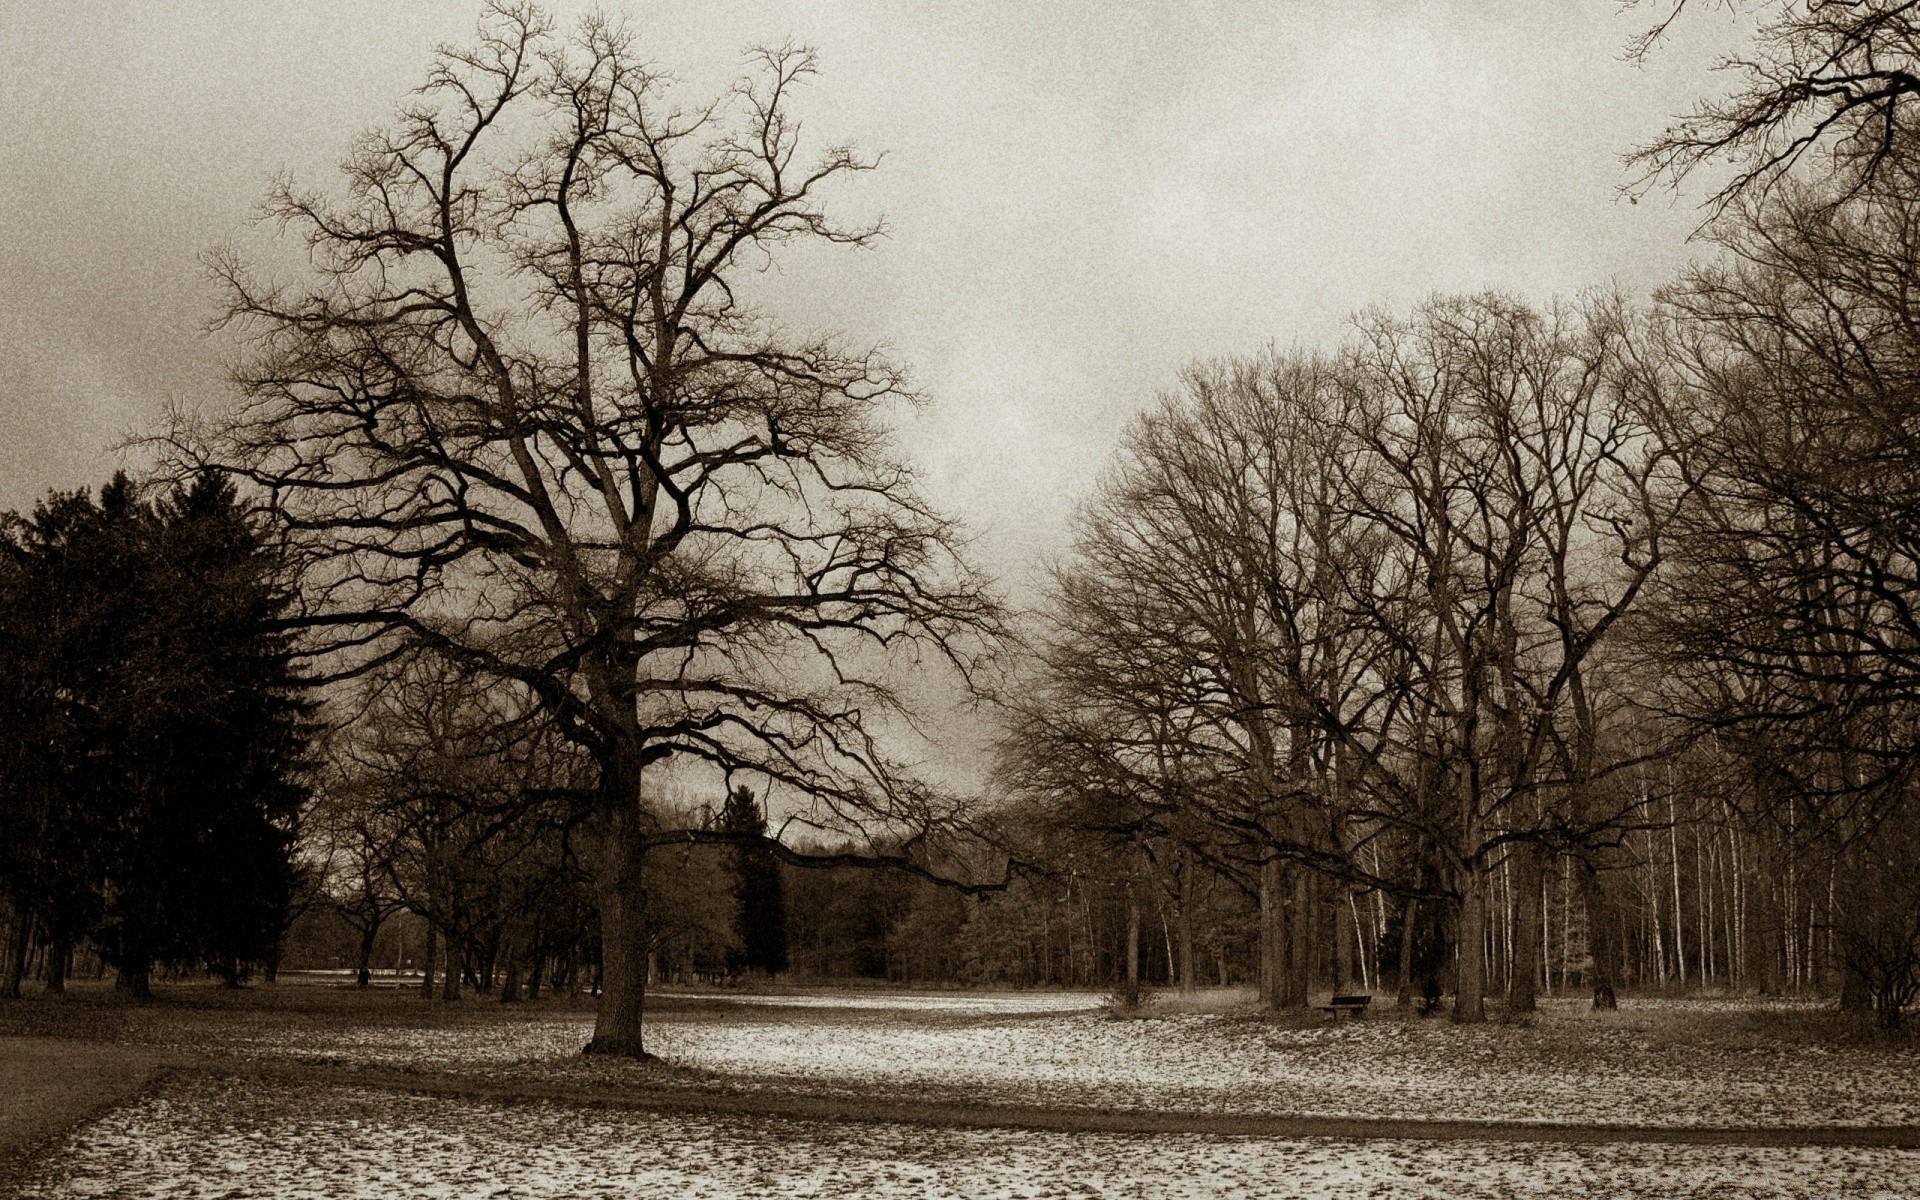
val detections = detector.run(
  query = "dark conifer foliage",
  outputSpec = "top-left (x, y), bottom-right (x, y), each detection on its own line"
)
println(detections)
top-left (0, 472), bottom-right (314, 993)
top-left (722, 786), bottom-right (790, 977)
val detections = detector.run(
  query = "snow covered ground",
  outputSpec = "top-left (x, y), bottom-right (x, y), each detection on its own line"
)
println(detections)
top-left (181, 993), bottom-right (1920, 1128)
top-left (22, 1075), bottom-right (1920, 1200)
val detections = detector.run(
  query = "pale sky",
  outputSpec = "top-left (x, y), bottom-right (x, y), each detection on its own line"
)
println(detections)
top-left (0, 1), bottom-right (1748, 595)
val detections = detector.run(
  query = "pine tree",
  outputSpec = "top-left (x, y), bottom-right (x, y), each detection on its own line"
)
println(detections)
top-left (0, 473), bottom-right (314, 994)
top-left (722, 787), bottom-right (789, 977)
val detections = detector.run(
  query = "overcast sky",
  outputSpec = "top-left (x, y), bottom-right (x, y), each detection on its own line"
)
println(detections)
top-left (1, 1), bottom-right (1749, 594)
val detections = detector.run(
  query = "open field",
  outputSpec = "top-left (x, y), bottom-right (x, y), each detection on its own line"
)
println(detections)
top-left (9, 982), bottom-right (1920, 1197)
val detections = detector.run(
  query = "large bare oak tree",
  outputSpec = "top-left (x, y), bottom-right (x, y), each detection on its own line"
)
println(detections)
top-left (198, 3), bottom-right (997, 1056)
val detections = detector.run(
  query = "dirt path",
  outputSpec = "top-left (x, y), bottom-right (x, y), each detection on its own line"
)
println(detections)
top-left (0, 1037), bottom-right (165, 1192)
top-left (227, 1059), bottom-right (1920, 1149)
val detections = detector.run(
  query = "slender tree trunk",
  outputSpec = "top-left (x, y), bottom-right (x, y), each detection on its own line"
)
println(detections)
top-left (1334, 885), bottom-right (1356, 994)
top-left (1508, 842), bottom-right (1542, 1014)
top-left (586, 765), bottom-right (653, 1058)
top-left (1125, 884), bottom-right (1141, 986)
top-left (1177, 853), bottom-right (1195, 993)
top-left (528, 951), bottom-right (546, 1001)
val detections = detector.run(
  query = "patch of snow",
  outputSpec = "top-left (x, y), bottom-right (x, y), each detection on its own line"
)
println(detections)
top-left (23, 1077), bottom-right (1920, 1200)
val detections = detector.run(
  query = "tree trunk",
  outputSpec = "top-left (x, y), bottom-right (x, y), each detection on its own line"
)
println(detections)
top-left (1396, 895), bottom-right (1419, 1008)
top-left (1177, 853), bottom-right (1195, 993)
top-left (1125, 885), bottom-right (1140, 986)
top-left (585, 775), bottom-right (653, 1058)
top-left (528, 951), bottom-right (546, 1001)
top-left (1285, 868), bottom-right (1312, 1007)
top-left (1507, 842), bottom-right (1542, 1014)
top-left (2, 907), bottom-right (29, 1001)
top-left (420, 923), bottom-right (438, 999)
top-left (1581, 860), bottom-right (1620, 1011)
top-left (1334, 885), bottom-right (1356, 994)
top-left (1454, 862), bottom-right (1487, 1023)
top-left (44, 926), bottom-right (69, 996)
top-left (1258, 855), bottom-right (1285, 1010)
top-left (499, 937), bottom-right (523, 1004)
top-left (115, 954), bottom-right (152, 1001)
top-left (356, 922), bottom-right (379, 989)
top-left (441, 933), bottom-right (461, 1001)
top-left (1839, 950), bottom-right (1872, 1014)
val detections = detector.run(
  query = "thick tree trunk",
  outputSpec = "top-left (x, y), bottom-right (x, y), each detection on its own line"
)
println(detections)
top-left (1507, 842), bottom-right (1542, 1014)
top-left (499, 938), bottom-right (523, 1004)
top-left (1581, 860), bottom-right (1620, 1010)
top-left (45, 927), bottom-right (69, 996)
top-left (1454, 863), bottom-right (1487, 1023)
top-left (356, 922), bottom-right (379, 989)
top-left (1258, 855), bottom-right (1285, 1010)
top-left (420, 924), bottom-right (438, 999)
top-left (441, 934), bottom-right (461, 1001)
top-left (115, 954), bottom-right (152, 1001)
top-left (1285, 868), bottom-right (1312, 1007)
top-left (2, 907), bottom-right (29, 1000)
top-left (586, 778), bottom-right (653, 1058)
top-left (1839, 951), bottom-right (1872, 1014)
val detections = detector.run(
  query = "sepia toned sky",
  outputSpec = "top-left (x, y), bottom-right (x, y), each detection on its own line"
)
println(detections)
top-left (0, 0), bottom-right (1750, 592)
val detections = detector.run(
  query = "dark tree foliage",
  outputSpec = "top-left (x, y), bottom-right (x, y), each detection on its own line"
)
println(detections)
top-left (0, 472), bottom-right (314, 994)
top-left (721, 786), bottom-right (789, 977)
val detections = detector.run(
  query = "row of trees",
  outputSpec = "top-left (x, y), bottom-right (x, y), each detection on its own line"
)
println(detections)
top-left (993, 143), bottom-right (1920, 1021)
top-left (0, 474), bottom-right (312, 996)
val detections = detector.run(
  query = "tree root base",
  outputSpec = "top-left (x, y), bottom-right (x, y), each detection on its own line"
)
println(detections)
top-left (581, 1039), bottom-right (660, 1062)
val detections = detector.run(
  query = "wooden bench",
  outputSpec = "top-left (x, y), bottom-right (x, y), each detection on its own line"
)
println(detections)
top-left (1319, 994), bottom-right (1371, 1019)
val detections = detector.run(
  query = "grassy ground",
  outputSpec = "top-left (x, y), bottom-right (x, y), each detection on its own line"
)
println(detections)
top-left (9, 980), bottom-right (1920, 1197)
top-left (0, 1038), bottom-right (163, 1192)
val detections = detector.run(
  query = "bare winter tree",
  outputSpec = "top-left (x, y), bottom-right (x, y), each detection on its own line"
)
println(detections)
top-left (1334, 296), bottom-right (1678, 1019)
top-left (1004, 352), bottom-right (1403, 1012)
top-left (1631, 1), bottom-right (1920, 207)
top-left (191, 4), bottom-right (998, 1056)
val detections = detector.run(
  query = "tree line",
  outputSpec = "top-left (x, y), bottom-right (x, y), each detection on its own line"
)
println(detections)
top-left (0, 474), bottom-right (311, 997)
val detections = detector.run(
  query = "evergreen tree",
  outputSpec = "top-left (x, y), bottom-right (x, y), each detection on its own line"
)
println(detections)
top-left (722, 786), bottom-right (789, 977)
top-left (0, 473), bottom-right (313, 994)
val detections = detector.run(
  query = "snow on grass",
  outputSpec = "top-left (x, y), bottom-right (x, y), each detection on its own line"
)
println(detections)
top-left (138, 991), bottom-right (1920, 1128)
top-left (669, 990), bottom-right (1101, 1014)
top-left (626, 1003), bottom-right (1920, 1127)
top-left (20, 987), bottom-right (1920, 1129)
top-left (23, 1075), bottom-right (1920, 1200)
